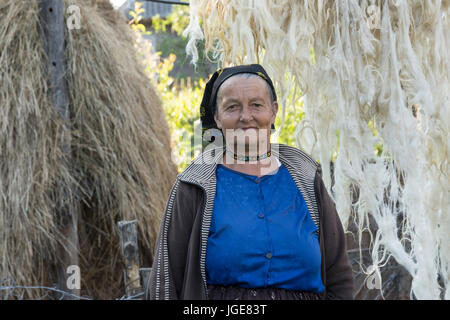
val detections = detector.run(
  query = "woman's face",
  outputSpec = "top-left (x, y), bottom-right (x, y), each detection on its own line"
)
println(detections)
top-left (214, 76), bottom-right (278, 153)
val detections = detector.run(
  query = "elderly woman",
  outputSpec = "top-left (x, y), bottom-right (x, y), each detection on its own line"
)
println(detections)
top-left (146, 64), bottom-right (353, 300)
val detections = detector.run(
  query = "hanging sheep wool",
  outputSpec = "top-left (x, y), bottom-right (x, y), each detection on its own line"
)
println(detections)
top-left (184, 0), bottom-right (449, 299)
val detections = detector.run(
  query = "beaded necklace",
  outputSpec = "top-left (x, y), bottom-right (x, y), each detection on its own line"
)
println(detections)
top-left (225, 147), bottom-right (271, 162)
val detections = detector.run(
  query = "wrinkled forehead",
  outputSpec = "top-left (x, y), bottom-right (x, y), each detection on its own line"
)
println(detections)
top-left (217, 75), bottom-right (271, 103)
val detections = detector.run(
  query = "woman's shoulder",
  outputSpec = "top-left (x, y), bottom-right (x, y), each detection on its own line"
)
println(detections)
top-left (275, 143), bottom-right (321, 174)
top-left (276, 143), bottom-right (316, 160)
top-left (177, 145), bottom-right (224, 182)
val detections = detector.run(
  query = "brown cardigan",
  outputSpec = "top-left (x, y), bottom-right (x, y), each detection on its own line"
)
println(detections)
top-left (146, 144), bottom-right (354, 300)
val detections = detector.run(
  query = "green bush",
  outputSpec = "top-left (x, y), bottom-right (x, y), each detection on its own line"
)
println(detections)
top-left (151, 5), bottom-right (215, 81)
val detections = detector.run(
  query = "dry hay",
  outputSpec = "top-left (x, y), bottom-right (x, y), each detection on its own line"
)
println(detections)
top-left (0, 0), bottom-right (177, 299)
top-left (184, 0), bottom-right (449, 299)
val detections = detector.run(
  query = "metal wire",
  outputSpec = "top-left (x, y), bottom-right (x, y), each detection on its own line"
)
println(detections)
top-left (140, 0), bottom-right (189, 6)
top-left (0, 277), bottom-right (147, 300)
top-left (0, 284), bottom-right (92, 300)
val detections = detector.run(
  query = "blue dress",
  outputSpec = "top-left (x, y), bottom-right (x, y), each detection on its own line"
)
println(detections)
top-left (205, 161), bottom-right (325, 293)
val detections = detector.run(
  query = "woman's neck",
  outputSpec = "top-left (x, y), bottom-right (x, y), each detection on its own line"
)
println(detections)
top-left (221, 145), bottom-right (279, 177)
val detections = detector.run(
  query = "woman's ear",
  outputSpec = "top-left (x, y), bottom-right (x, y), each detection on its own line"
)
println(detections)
top-left (271, 101), bottom-right (279, 124)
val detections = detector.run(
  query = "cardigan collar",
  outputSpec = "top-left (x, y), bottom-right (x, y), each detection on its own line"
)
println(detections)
top-left (178, 143), bottom-right (320, 188)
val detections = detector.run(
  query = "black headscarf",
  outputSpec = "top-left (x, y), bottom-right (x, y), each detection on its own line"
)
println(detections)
top-left (200, 64), bottom-right (277, 136)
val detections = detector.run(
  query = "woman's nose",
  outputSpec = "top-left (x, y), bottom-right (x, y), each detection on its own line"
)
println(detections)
top-left (239, 106), bottom-right (253, 122)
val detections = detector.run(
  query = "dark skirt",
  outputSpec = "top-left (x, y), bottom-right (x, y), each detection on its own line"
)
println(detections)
top-left (207, 284), bottom-right (322, 300)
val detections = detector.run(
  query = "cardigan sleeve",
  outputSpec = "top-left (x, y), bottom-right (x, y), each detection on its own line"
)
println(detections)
top-left (315, 170), bottom-right (354, 299)
top-left (145, 179), bottom-right (198, 300)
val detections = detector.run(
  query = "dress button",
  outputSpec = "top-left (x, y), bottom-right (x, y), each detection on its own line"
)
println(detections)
top-left (265, 252), bottom-right (272, 259)
top-left (258, 212), bottom-right (264, 219)
top-left (255, 178), bottom-right (260, 183)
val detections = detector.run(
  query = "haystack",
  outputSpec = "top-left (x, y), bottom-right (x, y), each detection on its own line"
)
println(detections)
top-left (0, 0), bottom-right (178, 299)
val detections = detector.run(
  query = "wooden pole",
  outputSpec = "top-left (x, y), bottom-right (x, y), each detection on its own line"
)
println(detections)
top-left (38, 0), bottom-right (79, 299)
top-left (118, 220), bottom-right (142, 298)
top-left (139, 267), bottom-right (152, 292)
